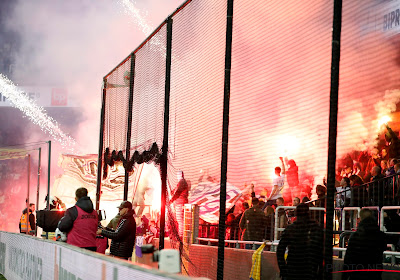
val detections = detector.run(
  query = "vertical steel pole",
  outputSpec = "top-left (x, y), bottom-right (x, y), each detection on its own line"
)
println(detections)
top-left (46, 141), bottom-right (51, 210)
top-left (217, 0), bottom-right (234, 279)
top-left (35, 147), bottom-right (41, 236)
top-left (96, 79), bottom-right (107, 210)
top-left (160, 17), bottom-right (173, 250)
top-left (324, 0), bottom-right (342, 279)
top-left (124, 53), bottom-right (136, 201)
top-left (26, 154), bottom-right (30, 234)
top-left (45, 141), bottom-right (51, 239)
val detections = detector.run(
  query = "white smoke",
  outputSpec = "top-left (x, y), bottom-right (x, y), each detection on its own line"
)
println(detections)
top-left (4, 0), bottom-right (182, 154)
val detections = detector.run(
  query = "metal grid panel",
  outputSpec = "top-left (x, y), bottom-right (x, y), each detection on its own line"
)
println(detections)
top-left (337, 0), bottom-right (400, 174)
top-left (104, 57), bottom-right (132, 154)
top-left (130, 23), bottom-right (167, 153)
top-left (168, 0), bottom-right (227, 193)
top-left (229, 0), bottom-right (333, 202)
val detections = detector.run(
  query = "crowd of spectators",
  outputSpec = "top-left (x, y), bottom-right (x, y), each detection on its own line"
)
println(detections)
top-left (214, 127), bottom-right (400, 249)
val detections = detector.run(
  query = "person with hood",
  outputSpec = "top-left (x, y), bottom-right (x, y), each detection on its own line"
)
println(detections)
top-left (277, 203), bottom-right (323, 280)
top-left (342, 208), bottom-right (387, 280)
top-left (19, 203), bottom-right (35, 235)
top-left (58, 187), bottom-right (98, 251)
top-left (97, 201), bottom-right (136, 260)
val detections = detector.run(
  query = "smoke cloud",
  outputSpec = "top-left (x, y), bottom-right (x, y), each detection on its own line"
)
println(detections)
top-left (4, 0), bottom-right (182, 154)
top-left (0, 0), bottom-right (182, 220)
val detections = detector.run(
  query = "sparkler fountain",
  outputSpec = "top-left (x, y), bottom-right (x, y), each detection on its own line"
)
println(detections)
top-left (0, 73), bottom-right (76, 150)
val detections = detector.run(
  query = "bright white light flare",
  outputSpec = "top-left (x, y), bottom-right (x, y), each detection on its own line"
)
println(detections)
top-left (378, 115), bottom-right (391, 129)
top-left (278, 134), bottom-right (300, 158)
top-left (0, 74), bottom-right (76, 150)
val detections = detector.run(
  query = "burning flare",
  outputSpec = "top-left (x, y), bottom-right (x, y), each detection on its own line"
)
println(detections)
top-left (378, 115), bottom-right (392, 130)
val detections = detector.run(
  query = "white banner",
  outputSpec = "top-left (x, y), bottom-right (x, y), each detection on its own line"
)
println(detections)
top-left (189, 180), bottom-right (242, 224)
top-left (0, 231), bottom-right (197, 280)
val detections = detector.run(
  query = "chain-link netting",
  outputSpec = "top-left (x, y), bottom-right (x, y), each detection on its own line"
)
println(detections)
top-left (227, 1), bottom-right (334, 279)
top-left (131, 24), bottom-right (166, 154)
top-left (99, 0), bottom-right (399, 279)
top-left (167, 0), bottom-right (227, 224)
top-left (103, 56), bottom-right (132, 156)
top-left (166, 0), bottom-right (228, 275)
top-left (334, 1), bottom-right (400, 278)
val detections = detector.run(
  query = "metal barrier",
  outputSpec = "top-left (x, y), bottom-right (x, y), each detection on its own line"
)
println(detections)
top-left (336, 206), bottom-right (381, 232)
top-left (333, 246), bottom-right (399, 265)
top-left (198, 237), bottom-right (399, 264)
top-left (274, 206), bottom-right (325, 240)
top-left (380, 206), bottom-right (400, 234)
top-left (362, 206), bottom-right (380, 226)
top-left (197, 237), bottom-right (278, 250)
top-left (198, 223), bottom-right (219, 239)
top-left (340, 207), bottom-right (360, 230)
top-left (349, 174), bottom-right (400, 207)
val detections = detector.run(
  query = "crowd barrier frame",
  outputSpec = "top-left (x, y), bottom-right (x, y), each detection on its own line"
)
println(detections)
top-left (274, 206), bottom-right (325, 240)
top-left (340, 207), bottom-right (360, 231)
top-left (380, 206), bottom-right (400, 235)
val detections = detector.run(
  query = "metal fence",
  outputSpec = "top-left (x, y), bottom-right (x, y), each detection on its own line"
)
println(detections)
top-left (95, 0), bottom-right (400, 279)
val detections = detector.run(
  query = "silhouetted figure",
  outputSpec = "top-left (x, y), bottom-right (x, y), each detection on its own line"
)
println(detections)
top-left (286, 158), bottom-right (299, 199)
top-left (369, 166), bottom-right (385, 207)
top-left (170, 170), bottom-right (189, 237)
top-left (342, 209), bottom-right (386, 280)
top-left (277, 203), bottom-right (323, 280)
top-left (239, 198), bottom-right (267, 249)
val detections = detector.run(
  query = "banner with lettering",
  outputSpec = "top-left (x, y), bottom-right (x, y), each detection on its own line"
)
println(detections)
top-left (0, 149), bottom-right (27, 160)
top-left (189, 180), bottom-right (242, 224)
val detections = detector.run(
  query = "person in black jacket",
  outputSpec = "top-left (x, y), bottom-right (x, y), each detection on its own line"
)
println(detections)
top-left (277, 203), bottom-right (323, 280)
top-left (342, 209), bottom-right (387, 280)
top-left (97, 201), bottom-right (136, 260)
top-left (369, 166), bottom-right (385, 207)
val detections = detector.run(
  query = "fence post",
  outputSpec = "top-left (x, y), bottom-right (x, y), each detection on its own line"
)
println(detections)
top-left (95, 79), bottom-right (107, 211)
top-left (35, 147), bottom-right (41, 236)
top-left (159, 17), bottom-right (173, 251)
top-left (325, 0), bottom-right (342, 278)
top-left (123, 53), bottom-right (136, 201)
top-left (217, 0), bottom-right (234, 279)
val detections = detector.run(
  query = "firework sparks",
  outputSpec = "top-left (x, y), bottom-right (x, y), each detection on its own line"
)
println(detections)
top-left (117, 0), bottom-right (179, 60)
top-left (0, 74), bottom-right (76, 150)
top-left (118, 0), bottom-right (153, 36)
